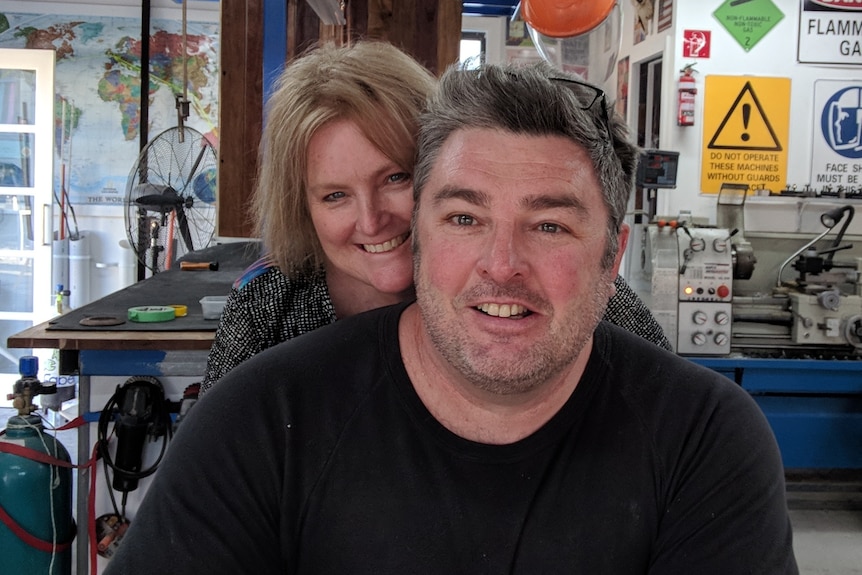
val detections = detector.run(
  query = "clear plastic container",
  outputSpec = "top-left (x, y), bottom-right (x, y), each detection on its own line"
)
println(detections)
top-left (199, 295), bottom-right (228, 320)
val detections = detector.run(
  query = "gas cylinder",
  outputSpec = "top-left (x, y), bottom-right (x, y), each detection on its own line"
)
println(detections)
top-left (0, 357), bottom-right (74, 575)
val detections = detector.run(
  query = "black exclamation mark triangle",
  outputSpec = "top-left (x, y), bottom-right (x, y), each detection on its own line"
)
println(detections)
top-left (708, 81), bottom-right (782, 151)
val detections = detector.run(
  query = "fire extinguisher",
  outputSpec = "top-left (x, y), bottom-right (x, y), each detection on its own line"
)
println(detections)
top-left (677, 63), bottom-right (697, 127)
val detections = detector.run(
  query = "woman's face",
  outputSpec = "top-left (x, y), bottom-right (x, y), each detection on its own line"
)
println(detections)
top-left (306, 119), bottom-right (415, 302)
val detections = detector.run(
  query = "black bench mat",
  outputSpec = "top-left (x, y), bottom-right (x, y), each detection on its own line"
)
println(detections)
top-left (47, 241), bottom-right (261, 332)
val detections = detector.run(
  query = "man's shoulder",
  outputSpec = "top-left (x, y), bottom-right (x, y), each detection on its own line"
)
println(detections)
top-left (593, 321), bottom-right (767, 439)
top-left (203, 302), bottom-right (408, 435)
top-left (247, 301), bottom-right (406, 368)
top-left (596, 321), bottom-right (712, 376)
top-left (593, 321), bottom-right (751, 409)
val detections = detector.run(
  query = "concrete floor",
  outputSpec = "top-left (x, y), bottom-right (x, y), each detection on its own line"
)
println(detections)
top-left (791, 508), bottom-right (862, 575)
top-left (787, 471), bottom-right (862, 575)
top-left (2, 406), bottom-right (861, 573)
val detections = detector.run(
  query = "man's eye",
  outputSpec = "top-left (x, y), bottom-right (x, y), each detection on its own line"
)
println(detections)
top-left (539, 222), bottom-right (563, 233)
top-left (324, 191), bottom-right (346, 202)
top-left (451, 214), bottom-right (475, 226)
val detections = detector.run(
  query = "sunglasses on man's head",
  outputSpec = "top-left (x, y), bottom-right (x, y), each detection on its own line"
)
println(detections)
top-left (548, 76), bottom-right (613, 143)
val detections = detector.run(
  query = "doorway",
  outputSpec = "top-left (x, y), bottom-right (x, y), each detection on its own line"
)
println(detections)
top-left (0, 48), bottom-right (55, 388)
top-left (637, 55), bottom-right (663, 149)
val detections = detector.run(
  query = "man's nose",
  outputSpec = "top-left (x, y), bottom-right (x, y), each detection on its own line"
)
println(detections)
top-left (478, 226), bottom-right (527, 283)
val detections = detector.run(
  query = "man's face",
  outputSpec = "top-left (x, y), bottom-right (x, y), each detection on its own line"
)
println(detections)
top-left (413, 128), bottom-right (628, 395)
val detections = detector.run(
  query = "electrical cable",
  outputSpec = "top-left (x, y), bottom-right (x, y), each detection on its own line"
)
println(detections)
top-left (96, 377), bottom-right (172, 521)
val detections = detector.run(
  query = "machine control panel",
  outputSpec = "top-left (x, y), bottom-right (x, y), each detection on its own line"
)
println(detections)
top-left (676, 227), bottom-right (734, 355)
top-left (639, 223), bottom-right (738, 356)
top-left (677, 227), bottom-right (734, 302)
top-left (677, 302), bottom-right (734, 355)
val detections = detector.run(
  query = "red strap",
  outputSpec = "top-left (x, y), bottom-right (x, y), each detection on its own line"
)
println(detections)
top-left (89, 443), bottom-right (101, 575)
top-left (56, 416), bottom-right (89, 431)
top-left (0, 500), bottom-right (75, 553)
top-left (0, 441), bottom-right (95, 469)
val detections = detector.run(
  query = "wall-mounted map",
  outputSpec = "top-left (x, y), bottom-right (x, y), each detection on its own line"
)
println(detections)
top-left (0, 10), bottom-right (219, 205)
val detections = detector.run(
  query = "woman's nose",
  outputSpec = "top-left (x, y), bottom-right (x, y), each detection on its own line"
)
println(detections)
top-left (356, 193), bottom-right (387, 235)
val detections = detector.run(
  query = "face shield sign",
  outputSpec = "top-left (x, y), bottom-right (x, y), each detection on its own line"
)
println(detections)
top-left (811, 81), bottom-right (862, 188)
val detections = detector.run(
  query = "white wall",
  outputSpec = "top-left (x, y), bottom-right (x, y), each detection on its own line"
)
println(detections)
top-left (462, 15), bottom-right (507, 65)
top-left (616, 0), bottom-right (861, 225)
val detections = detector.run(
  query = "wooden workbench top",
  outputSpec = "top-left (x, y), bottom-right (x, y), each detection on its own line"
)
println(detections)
top-left (8, 321), bottom-right (216, 351)
top-left (8, 242), bottom-right (260, 352)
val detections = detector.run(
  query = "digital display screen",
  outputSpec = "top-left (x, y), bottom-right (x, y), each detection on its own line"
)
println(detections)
top-left (636, 149), bottom-right (679, 189)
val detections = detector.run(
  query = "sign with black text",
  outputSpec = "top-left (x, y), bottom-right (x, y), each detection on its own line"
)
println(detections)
top-left (701, 76), bottom-right (791, 194)
top-left (810, 80), bottom-right (862, 190)
top-left (798, 0), bottom-right (862, 65)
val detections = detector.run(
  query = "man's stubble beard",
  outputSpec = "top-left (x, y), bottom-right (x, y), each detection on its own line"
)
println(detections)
top-left (413, 250), bottom-right (616, 396)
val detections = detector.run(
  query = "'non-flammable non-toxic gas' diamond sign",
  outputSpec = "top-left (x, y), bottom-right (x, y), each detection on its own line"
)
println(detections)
top-left (713, 0), bottom-right (784, 53)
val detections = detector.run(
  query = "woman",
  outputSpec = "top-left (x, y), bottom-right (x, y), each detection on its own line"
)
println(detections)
top-left (200, 41), bottom-right (670, 396)
top-left (200, 41), bottom-right (435, 395)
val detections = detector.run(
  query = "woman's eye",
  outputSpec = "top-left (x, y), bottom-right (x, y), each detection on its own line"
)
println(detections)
top-left (388, 172), bottom-right (411, 184)
top-left (451, 214), bottom-right (475, 226)
top-left (323, 191), bottom-right (346, 202)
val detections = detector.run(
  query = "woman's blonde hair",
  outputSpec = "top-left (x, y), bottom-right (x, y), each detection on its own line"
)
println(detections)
top-left (250, 41), bottom-right (437, 276)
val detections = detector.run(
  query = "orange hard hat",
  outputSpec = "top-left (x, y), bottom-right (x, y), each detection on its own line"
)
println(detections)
top-left (522, 0), bottom-right (616, 38)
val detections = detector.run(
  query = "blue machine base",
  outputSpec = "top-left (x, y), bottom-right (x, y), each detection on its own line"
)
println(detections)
top-left (691, 357), bottom-right (862, 470)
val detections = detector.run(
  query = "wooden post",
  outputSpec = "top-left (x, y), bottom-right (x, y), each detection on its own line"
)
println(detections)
top-left (217, 0), bottom-right (462, 238)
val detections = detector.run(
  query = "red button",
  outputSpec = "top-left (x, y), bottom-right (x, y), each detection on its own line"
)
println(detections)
top-left (717, 285), bottom-right (730, 298)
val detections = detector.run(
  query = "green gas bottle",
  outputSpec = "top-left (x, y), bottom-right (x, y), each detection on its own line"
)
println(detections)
top-left (0, 356), bottom-right (74, 575)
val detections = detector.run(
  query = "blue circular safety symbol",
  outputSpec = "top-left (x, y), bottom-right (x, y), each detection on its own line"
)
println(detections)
top-left (821, 86), bottom-right (862, 160)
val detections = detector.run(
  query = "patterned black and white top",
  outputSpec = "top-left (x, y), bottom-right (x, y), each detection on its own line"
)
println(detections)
top-left (199, 260), bottom-right (672, 396)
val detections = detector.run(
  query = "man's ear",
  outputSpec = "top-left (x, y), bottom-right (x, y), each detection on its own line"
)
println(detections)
top-left (610, 223), bottom-right (630, 277)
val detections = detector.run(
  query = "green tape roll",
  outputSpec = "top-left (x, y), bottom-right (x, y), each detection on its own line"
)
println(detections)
top-left (127, 306), bottom-right (176, 323)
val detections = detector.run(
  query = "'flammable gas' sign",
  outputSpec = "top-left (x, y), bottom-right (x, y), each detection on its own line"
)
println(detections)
top-left (798, 0), bottom-right (862, 64)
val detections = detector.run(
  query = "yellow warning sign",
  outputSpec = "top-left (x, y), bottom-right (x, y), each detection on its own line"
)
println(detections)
top-left (701, 76), bottom-right (790, 194)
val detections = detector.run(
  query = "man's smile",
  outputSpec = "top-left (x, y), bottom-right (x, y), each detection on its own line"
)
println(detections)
top-left (475, 303), bottom-right (532, 318)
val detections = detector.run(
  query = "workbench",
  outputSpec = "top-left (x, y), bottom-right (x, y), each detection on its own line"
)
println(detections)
top-left (7, 241), bottom-right (259, 575)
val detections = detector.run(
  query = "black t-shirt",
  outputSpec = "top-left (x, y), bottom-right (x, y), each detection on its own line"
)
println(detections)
top-left (107, 302), bottom-right (797, 574)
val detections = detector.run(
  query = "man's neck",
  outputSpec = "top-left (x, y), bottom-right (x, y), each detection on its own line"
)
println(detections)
top-left (398, 304), bottom-right (590, 445)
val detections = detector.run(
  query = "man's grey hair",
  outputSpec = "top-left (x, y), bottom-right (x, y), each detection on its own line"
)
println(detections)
top-left (413, 61), bottom-right (639, 268)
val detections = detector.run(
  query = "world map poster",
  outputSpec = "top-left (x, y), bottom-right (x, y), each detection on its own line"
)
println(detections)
top-left (0, 10), bottom-right (219, 205)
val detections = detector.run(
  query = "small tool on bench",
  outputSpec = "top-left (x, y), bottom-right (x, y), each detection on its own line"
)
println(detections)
top-left (180, 261), bottom-right (219, 271)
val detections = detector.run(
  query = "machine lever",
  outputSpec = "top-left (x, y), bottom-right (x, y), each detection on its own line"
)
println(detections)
top-left (680, 248), bottom-right (693, 275)
top-left (817, 243), bottom-right (853, 258)
top-left (776, 205), bottom-right (854, 287)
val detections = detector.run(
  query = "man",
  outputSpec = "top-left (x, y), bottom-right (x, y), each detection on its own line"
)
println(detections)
top-left (106, 62), bottom-right (797, 574)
